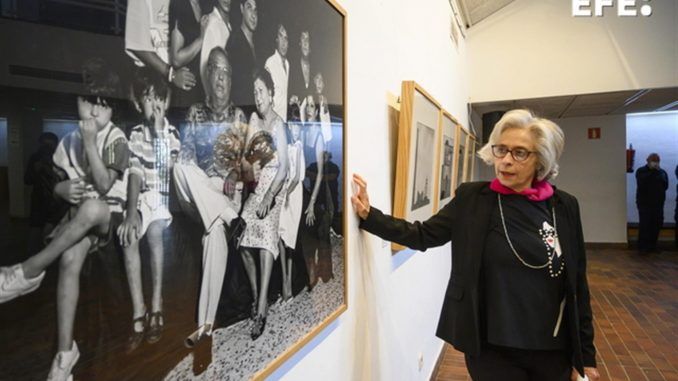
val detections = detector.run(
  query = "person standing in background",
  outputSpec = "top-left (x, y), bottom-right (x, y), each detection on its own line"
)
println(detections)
top-left (635, 153), bottom-right (668, 254)
top-left (289, 30), bottom-right (312, 109)
top-left (169, 0), bottom-right (210, 105)
top-left (264, 23), bottom-right (290, 122)
top-left (199, 0), bottom-right (232, 92)
top-left (226, 0), bottom-right (258, 112)
top-left (24, 132), bottom-right (63, 254)
top-left (126, 0), bottom-right (196, 91)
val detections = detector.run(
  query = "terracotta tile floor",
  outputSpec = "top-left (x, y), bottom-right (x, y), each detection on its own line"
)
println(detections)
top-left (434, 247), bottom-right (678, 381)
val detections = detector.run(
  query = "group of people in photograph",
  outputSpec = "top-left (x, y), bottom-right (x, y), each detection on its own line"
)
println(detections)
top-left (0, 1), bottom-right (342, 380)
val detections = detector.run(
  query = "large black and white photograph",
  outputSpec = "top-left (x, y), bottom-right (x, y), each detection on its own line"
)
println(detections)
top-left (0, 0), bottom-right (346, 379)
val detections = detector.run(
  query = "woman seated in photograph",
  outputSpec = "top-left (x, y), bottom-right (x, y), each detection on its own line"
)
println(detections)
top-left (239, 69), bottom-right (289, 340)
top-left (351, 109), bottom-right (600, 381)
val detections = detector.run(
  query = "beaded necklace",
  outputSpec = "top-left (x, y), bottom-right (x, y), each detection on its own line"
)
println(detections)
top-left (497, 193), bottom-right (565, 278)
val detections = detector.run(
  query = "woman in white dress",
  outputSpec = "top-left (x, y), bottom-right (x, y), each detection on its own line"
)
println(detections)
top-left (278, 110), bottom-right (305, 301)
top-left (239, 69), bottom-right (289, 340)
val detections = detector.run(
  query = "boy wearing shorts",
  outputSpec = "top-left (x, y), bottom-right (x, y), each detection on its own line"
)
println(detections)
top-left (118, 69), bottom-right (180, 352)
top-left (0, 59), bottom-right (128, 381)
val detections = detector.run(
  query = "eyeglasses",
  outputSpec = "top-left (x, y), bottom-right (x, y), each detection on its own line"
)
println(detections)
top-left (491, 145), bottom-right (534, 162)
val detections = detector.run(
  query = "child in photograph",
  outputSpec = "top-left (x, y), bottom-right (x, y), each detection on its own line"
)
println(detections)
top-left (0, 59), bottom-right (129, 381)
top-left (118, 69), bottom-right (181, 352)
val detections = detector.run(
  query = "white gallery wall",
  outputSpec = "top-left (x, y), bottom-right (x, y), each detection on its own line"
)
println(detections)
top-left (275, 0), bottom-right (469, 379)
top-left (464, 0), bottom-right (677, 245)
top-left (551, 115), bottom-right (628, 243)
top-left (466, 0), bottom-right (678, 103)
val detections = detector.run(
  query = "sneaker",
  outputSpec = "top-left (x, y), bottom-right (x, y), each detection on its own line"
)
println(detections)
top-left (0, 264), bottom-right (45, 303)
top-left (47, 341), bottom-right (80, 381)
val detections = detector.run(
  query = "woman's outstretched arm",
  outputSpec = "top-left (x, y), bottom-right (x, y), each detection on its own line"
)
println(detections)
top-left (352, 173), bottom-right (456, 251)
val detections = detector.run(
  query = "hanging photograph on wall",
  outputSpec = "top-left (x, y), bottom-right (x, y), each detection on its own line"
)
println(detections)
top-left (461, 134), bottom-right (476, 183)
top-left (467, 136), bottom-right (479, 183)
top-left (453, 124), bottom-right (468, 189)
top-left (436, 109), bottom-right (459, 211)
top-left (0, 0), bottom-right (347, 379)
top-left (392, 81), bottom-right (442, 251)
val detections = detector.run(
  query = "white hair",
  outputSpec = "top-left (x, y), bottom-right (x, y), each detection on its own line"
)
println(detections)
top-left (477, 109), bottom-right (565, 181)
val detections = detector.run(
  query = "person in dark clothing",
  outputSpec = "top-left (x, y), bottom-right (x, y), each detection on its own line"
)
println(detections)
top-left (226, 0), bottom-right (258, 113)
top-left (635, 153), bottom-right (668, 253)
top-left (352, 109), bottom-right (599, 381)
top-left (323, 152), bottom-right (342, 236)
top-left (24, 132), bottom-right (63, 253)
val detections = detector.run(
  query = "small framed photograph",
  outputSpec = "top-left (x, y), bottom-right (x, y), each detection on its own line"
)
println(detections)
top-left (392, 81), bottom-right (442, 250)
top-left (462, 134), bottom-right (477, 183)
top-left (453, 124), bottom-right (469, 190)
top-left (436, 109), bottom-right (461, 211)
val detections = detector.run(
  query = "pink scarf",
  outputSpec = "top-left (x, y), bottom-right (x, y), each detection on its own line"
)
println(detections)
top-left (490, 178), bottom-right (554, 201)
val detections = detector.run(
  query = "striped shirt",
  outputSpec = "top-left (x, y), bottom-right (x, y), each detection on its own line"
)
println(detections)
top-left (52, 121), bottom-right (129, 211)
top-left (128, 119), bottom-right (181, 209)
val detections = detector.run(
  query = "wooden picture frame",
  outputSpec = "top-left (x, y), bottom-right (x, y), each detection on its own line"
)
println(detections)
top-left (392, 81), bottom-right (442, 251)
top-left (462, 134), bottom-right (476, 183)
top-left (436, 109), bottom-right (461, 211)
top-left (468, 137), bottom-right (479, 183)
top-left (452, 124), bottom-right (468, 191)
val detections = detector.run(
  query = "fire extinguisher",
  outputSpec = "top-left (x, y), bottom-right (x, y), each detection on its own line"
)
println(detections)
top-left (626, 144), bottom-right (635, 173)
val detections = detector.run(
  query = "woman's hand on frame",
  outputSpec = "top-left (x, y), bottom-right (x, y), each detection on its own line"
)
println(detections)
top-left (351, 173), bottom-right (370, 220)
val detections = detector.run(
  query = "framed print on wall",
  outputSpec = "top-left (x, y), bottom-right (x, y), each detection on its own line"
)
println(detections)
top-left (0, 0), bottom-right (347, 380)
top-left (462, 134), bottom-right (477, 183)
top-left (393, 81), bottom-right (440, 220)
top-left (453, 124), bottom-right (468, 190)
top-left (436, 109), bottom-right (460, 211)
top-left (392, 81), bottom-right (442, 251)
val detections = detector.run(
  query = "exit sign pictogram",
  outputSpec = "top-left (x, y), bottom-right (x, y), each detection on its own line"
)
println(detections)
top-left (588, 128), bottom-right (601, 139)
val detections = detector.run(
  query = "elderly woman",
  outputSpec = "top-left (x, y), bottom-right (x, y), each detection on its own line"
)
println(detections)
top-left (239, 68), bottom-right (288, 340)
top-left (352, 110), bottom-right (599, 381)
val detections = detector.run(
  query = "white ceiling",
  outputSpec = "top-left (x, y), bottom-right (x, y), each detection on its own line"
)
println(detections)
top-left (471, 87), bottom-right (678, 119)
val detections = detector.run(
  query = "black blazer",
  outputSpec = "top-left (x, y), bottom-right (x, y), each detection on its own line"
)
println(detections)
top-left (360, 181), bottom-right (596, 375)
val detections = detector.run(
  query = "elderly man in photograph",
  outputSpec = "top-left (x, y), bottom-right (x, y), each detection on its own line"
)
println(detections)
top-left (173, 46), bottom-right (248, 345)
top-left (635, 153), bottom-right (669, 254)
